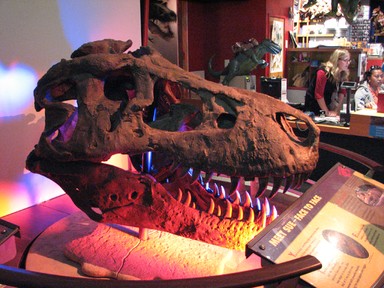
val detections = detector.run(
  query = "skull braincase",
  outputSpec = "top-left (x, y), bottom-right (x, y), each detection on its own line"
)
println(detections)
top-left (26, 39), bottom-right (320, 250)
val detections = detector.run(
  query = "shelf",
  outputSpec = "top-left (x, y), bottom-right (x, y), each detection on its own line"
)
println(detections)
top-left (290, 61), bottom-right (310, 65)
top-left (287, 48), bottom-right (363, 53)
top-left (297, 34), bottom-right (334, 38)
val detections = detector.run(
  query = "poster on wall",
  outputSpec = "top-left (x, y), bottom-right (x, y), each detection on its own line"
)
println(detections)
top-left (147, 0), bottom-right (178, 65)
top-left (269, 16), bottom-right (284, 78)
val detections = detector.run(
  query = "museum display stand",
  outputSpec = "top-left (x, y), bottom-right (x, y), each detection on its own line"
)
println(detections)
top-left (0, 144), bottom-right (383, 288)
top-left (0, 193), bottom-right (322, 287)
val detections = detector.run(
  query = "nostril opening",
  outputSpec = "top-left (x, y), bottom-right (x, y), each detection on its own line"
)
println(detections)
top-left (131, 191), bottom-right (138, 200)
top-left (216, 113), bottom-right (236, 129)
top-left (110, 194), bottom-right (118, 201)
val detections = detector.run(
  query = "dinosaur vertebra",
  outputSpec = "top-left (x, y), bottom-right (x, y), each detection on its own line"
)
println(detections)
top-left (26, 39), bottom-right (320, 251)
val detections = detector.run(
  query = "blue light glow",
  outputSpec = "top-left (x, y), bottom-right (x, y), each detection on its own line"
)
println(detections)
top-left (0, 62), bottom-right (37, 117)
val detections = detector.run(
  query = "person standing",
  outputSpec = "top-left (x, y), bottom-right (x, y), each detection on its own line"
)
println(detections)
top-left (354, 65), bottom-right (382, 110)
top-left (304, 49), bottom-right (351, 116)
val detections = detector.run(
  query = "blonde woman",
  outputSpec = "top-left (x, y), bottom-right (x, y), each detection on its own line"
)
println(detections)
top-left (304, 49), bottom-right (351, 116)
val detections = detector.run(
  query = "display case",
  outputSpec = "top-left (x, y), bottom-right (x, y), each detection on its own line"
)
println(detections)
top-left (286, 48), bottom-right (364, 89)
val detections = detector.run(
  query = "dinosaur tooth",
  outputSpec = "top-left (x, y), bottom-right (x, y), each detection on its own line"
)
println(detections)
top-left (213, 183), bottom-right (220, 198)
top-left (247, 207), bottom-right (255, 222)
top-left (283, 175), bottom-right (293, 192)
top-left (256, 177), bottom-right (268, 197)
top-left (243, 191), bottom-right (253, 208)
top-left (291, 174), bottom-right (300, 189)
top-left (272, 205), bottom-right (278, 218)
top-left (228, 190), bottom-right (241, 205)
top-left (205, 182), bottom-right (214, 194)
top-left (168, 161), bottom-right (180, 172)
top-left (176, 166), bottom-right (190, 178)
top-left (204, 172), bottom-right (213, 183)
top-left (230, 176), bottom-right (240, 193)
top-left (255, 197), bottom-right (261, 211)
top-left (184, 191), bottom-right (192, 206)
top-left (297, 172), bottom-right (308, 188)
top-left (269, 177), bottom-right (283, 198)
top-left (154, 161), bottom-right (179, 182)
top-left (237, 206), bottom-right (244, 221)
top-left (264, 197), bottom-right (271, 216)
top-left (224, 199), bottom-right (233, 219)
top-left (191, 168), bottom-right (201, 183)
top-left (176, 188), bottom-right (183, 202)
top-left (249, 179), bottom-right (258, 197)
top-left (296, 173), bottom-right (305, 189)
top-left (219, 185), bottom-right (226, 199)
top-left (208, 198), bottom-right (215, 214)
top-left (216, 205), bottom-right (222, 217)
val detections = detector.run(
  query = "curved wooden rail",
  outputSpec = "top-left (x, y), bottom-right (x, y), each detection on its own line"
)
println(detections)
top-left (0, 255), bottom-right (321, 288)
top-left (319, 142), bottom-right (384, 178)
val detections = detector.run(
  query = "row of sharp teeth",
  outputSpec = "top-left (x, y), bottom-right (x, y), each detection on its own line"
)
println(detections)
top-left (187, 169), bottom-right (309, 199)
top-left (155, 160), bottom-right (308, 199)
top-left (174, 184), bottom-right (276, 223)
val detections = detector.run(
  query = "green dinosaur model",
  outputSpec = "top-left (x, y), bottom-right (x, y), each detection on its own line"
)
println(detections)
top-left (208, 38), bottom-right (281, 86)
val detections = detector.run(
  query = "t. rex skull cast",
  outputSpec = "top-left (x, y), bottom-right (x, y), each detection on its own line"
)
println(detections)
top-left (26, 39), bottom-right (320, 251)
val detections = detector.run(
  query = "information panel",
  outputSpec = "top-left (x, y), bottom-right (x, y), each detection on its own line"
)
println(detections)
top-left (246, 163), bottom-right (384, 288)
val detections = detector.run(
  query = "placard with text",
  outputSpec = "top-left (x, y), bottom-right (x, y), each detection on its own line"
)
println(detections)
top-left (246, 163), bottom-right (384, 288)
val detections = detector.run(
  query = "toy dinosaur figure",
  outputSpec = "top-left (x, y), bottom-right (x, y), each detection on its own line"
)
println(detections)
top-left (26, 39), bottom-right (319, 251)
top-left (208, 38), bottom-right (281, 86)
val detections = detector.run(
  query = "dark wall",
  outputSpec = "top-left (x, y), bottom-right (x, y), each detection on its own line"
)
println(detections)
top-left (186, 0), bottom-right (293, 90)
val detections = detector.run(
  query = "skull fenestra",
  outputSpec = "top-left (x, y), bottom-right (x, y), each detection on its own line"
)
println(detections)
top-left (26, 39), bottom-right (320, 251)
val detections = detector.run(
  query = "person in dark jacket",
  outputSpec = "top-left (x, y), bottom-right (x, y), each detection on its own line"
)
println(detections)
top-left (304, 49), bottom-right (351, 116)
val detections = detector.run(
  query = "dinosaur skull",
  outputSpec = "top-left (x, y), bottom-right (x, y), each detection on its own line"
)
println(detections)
top-left (26, 39), bottom-right (320, 250)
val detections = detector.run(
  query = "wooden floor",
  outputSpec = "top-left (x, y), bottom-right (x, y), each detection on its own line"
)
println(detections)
top-left (1, 194), bottom-right (80, 268)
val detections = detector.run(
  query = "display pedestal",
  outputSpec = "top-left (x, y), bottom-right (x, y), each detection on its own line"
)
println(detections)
top-left (25, 211), bottom-right (261, 280)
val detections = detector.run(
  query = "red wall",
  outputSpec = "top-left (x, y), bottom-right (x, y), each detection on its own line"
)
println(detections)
top-left (186, 0), bottom-right (293, 90)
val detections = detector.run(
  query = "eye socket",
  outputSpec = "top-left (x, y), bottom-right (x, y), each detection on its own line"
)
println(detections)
top-left (277, 112), bottom-right (311, 143)
top-left (217, 113), bottom-right (236, 129)
top-left (104, 74), bottom-right (136, 101)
